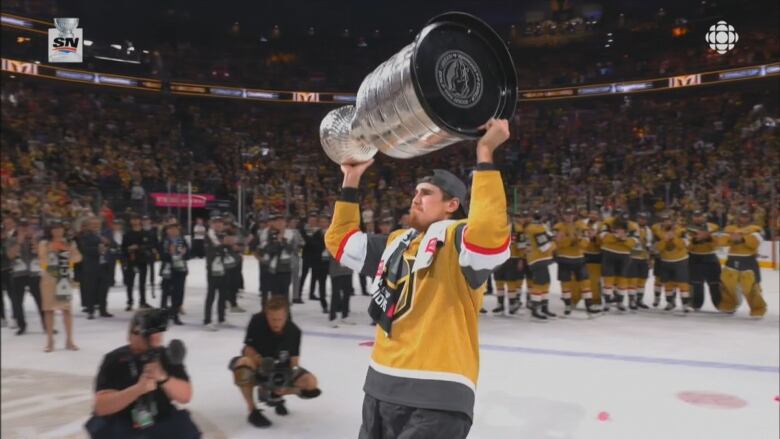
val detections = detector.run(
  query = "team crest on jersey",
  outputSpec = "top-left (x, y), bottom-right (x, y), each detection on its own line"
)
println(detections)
top-left (382, 258), bottom-right (416, 321)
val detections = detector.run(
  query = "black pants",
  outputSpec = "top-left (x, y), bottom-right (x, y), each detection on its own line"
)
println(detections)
top-left (81, 264), bottom-right (101, 313)
top-left (261, 271), bottom-right (292, 307)
top-left (170, 271), bottom-right (187, 311)
top-left (204, 275), bottom-right (227, 324)
top-left (191, 239), bottom-right (205, 258)
top-left (86, 409), bottom-right (201, 439)
top-left (358, 394), bottom-right (472, 439)
top-left (226, 267), bottom-right (241, 307)
top-left (300, 258), bottom-right (317, 298)
top-left (96, 264), bottom-right (113, 313)
top-left (148, 261), bottom-right (156, 286)
top-left (9, 275), bottom-right (44, 330)
top-left (312, 263), bottom-right (329, 310)
top-left (330, 275), bottom-right (352, 320)
top-left (237, 258), bottom-right (245, 291)
top-left (259, 265), bottom-right (271, 296)
top-left (125, 263), bottom-right (148, 305)
top-left (689, 254), bottom-right (721, 309)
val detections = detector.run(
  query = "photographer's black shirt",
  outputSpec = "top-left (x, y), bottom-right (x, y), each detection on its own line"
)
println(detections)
top-left (244, 313), bottom-right (301, 358)
top-left (94, 345), bottom-right (189, 425)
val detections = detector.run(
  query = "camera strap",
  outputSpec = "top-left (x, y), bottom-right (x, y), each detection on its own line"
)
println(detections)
top-left (128, 354), bottom-right (158, 429)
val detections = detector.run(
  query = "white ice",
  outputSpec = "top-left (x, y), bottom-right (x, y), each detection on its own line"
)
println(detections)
top-left (2, 258), bottom-right (778, 439)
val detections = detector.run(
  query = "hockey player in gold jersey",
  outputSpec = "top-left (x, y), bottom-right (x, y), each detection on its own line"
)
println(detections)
top-left (599, 212), bottom-right (637, 312)
top-left (554, 208), bottom-right (600, 316)
top-left (716, 209), bottom-right (767, 318)
top-left (491, 212), bottom-right (525, 315)
top-left (654, 212), bottom-right (692, 312)
top-left (687, 210), bottom-right (721, 310)
top-left (629, 212), bottom-right (653, 310)
top-left (525, 211), bottom-right (557, 320)
top-left (582, 210), bottom-right (603, 306)
top-left (325, 119), bottom-right (511, 438)
top-left (650, 213), bottom-right (670, 308)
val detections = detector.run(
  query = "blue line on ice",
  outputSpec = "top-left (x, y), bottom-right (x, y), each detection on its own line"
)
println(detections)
top-left (304, 330), bottom-right (779, 373)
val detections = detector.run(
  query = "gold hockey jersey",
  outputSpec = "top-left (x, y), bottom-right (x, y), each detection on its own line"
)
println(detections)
top-left (716, 224), bottom-right (763, 257)
top-left (687, 222), bottom-right (720, 255)
top-left (325, 170), bottom-right (510, 420)
top-left (653, 225), bottom-right (689, 262)
top-left (525, 222), bottom-right (555, 264)
top-left (553, 221), bottom-right (588, 259)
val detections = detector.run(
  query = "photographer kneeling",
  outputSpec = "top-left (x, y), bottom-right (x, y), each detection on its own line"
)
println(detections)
top-left (230, 296), bottom-right (321, 428)
top-left (86, 309), bottom-right (201, 438)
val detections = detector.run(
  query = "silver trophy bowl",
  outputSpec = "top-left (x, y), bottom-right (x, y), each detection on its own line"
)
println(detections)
top-left (54, 18), bottom-right (79, 37)
top-left (320, 12), bottom-right (517, 164)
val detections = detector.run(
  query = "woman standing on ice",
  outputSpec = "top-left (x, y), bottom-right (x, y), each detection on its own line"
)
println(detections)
top-left (39, 220), bottom-right (82, 352)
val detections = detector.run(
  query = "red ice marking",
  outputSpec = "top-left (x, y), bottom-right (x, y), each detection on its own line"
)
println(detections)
top-left (677, 391), bottom-right (747, 409)
top-left (359, 341), bottom-right (374, 347)
top-left (774, 395), bottom-right (780, 402)
top-left (597, 411), bottom-right (610, 422)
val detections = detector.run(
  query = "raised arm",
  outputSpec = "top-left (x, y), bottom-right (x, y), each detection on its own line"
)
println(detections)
top-left (325, 159), bottom-right (390, 277)
top-left (457, 119), bottom-right (512, 288)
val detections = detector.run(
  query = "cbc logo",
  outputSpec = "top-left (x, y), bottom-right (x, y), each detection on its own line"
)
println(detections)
top-left (705, 20), bottom-right (738, 54)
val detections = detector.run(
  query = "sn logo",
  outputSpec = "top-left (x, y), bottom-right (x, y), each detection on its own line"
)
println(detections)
top-left (52, 36), bottom-right (80, 49)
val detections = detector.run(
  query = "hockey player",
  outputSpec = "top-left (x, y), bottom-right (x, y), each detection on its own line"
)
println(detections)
top-left (650, 213), bottom-right (669, 307)
top-left (325, 119), bottom-right (511, 438)
top-left (554, 208), bottom-right (599, 316)
top-left (525, 210), bottom-right (557, 320)
top-left (629, 212), bottom-right (653, 309)
top-left (491, 212), bottom-right (524, 315)
top-left (599, 213), bottom-right (637, 312)
top-left (716, 209), bottom-right (766, 318)
top-left (581, 210), bottom-right (603, 307)
top-left (654, 212), bottom-right (691, 312)
top-left (687, 210), bottom-right (721, 310)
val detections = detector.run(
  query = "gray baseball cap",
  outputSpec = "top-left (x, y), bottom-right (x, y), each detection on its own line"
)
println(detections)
top-left (422, 169), bottom-right (469, 216)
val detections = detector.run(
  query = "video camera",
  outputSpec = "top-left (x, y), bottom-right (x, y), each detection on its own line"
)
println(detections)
top-left (133, 309), bottom-right (187, 367)
top-left (254, 351), bottom-right (294, 406)
top-left (259, 351), bottom-right (294, 391)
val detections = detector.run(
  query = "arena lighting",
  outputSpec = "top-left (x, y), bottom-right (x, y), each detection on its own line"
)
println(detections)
top-left (0, 15), bottom-right (32, 27)
top-left (84, 40), bottom-right (93, 46)
top-left (109, 44), bottom-right (121, 50)
top-left (93, 55), bottom-right (141, 64)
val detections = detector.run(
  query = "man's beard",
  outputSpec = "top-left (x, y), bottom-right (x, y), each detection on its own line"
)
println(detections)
top-left (408, 209), bottom-right (441, 232)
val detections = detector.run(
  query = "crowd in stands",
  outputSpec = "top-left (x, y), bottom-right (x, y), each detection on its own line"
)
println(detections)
top-left (2, 80), bottom-right (778, 239)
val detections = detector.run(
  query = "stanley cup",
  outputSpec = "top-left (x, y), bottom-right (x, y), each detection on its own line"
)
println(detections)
top-left (54, 18), bottom-right (79, 37)
top-left (320, 12), bottom-right (517, 164)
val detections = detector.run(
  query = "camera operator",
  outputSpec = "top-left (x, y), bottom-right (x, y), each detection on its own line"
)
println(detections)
top-left (87, 309), bottom-right (200, 438)
top-left (77, 217), bottom-right (104, 320)
top-left (142, 216), bottom-right (161, 296)
top-left (122, 215), bottom-right (154, 311)
top-left (160, 223), bottom-right (189, 324)
top-left (298, 213), bottom-right (322, 302)
top-left (257, 215), bottom-right (295, 307)
top-left (230, 296), bottom-right (321, 428)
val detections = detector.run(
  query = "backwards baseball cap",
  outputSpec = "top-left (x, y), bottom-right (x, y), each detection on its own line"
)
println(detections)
top-left (420, 169), bottom-right (469, 216)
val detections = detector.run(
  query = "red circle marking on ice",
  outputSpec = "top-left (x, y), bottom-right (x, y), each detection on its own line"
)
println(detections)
top-left (359, 341), bottom-right (374, 347)
top-left (677, 391), bottom-right (747, 409)
top-left (774, 395), bottom-right (780, 402)
top-left (597, 411), bottom-right (610, 422)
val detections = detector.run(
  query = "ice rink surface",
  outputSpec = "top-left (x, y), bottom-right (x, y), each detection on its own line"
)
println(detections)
top-left (2, 257), bottom-right (778, 439)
